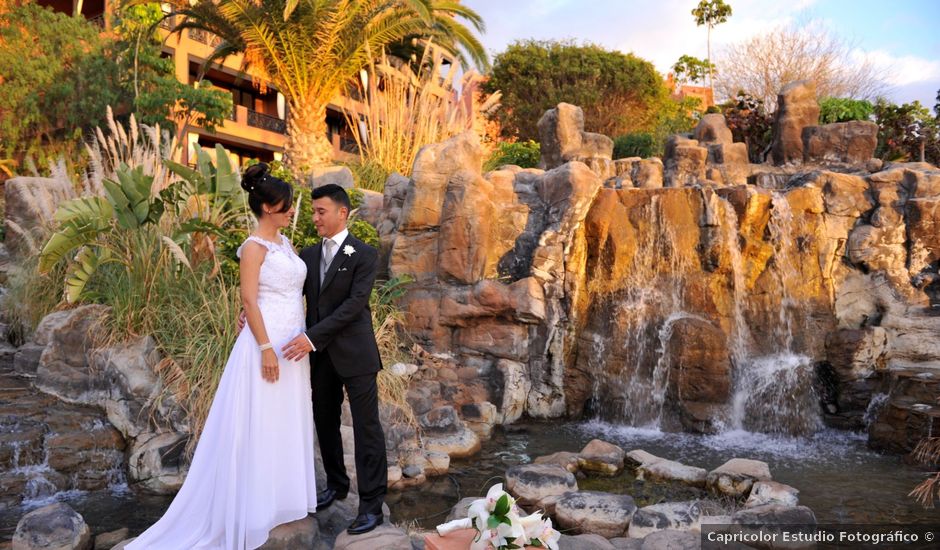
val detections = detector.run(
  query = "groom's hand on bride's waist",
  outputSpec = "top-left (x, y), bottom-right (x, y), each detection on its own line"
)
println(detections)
top-left (282, 334), bottom-right (314, 360)
top-left (237, 310), bottom-right (246, 333)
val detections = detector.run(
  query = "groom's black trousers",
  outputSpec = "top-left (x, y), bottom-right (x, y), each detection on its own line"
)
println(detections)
top-left (311, 349), bottom-right (387, 516)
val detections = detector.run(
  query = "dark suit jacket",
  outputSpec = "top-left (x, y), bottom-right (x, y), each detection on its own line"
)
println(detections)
top-left (300, 233), bottom-right (383, 378)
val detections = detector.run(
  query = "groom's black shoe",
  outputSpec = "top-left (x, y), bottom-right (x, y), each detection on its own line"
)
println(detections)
top-left (346, 513), bottom-right (383, 535)
top-left (316, 488), bottom-right (346, 511)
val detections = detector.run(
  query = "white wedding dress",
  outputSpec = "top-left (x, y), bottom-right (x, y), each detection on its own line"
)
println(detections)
top-left (127, 234), bottom-right (317, 550)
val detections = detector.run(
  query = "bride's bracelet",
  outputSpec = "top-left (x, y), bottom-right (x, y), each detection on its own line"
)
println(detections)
top-left (259, 343), bottom-right (273, 352)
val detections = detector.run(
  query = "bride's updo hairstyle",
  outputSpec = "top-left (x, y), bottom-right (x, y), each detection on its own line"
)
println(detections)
top-left (240, 162), bottom-right (293, 217)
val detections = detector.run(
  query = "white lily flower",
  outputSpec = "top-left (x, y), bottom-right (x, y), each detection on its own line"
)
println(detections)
top-left (518, 511), bottom-right (545, 542)
top-left (539, 518), bottom-right (562, 550)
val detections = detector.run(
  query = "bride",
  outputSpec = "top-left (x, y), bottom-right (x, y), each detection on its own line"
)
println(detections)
top-left (127, 163), bottom-right (317, 549)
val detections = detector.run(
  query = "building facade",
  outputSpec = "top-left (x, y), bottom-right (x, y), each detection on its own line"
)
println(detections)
top-left (38, 0), bottom-right (361, 167)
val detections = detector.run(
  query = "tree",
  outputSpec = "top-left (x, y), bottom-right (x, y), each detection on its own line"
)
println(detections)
top-left (873, 98), bottom-right (939, 164)
top-left (716, 21), bottom-right (888, 109)
top-left (0, 3), bottom-right (121, 161)
top-left (483, 40), bottom-right (669, 141)
top-left (166, 0), bottom-right (487, 178)
top-left (111, 3), bottom-right (231, 157)
top-left (691, 0), bottom-right (732, 89)
top-left (672, 54), bottom-right (715, 87)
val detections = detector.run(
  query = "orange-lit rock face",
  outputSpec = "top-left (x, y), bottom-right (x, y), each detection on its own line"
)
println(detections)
top-left (379, 121), bottom-right (940, 441)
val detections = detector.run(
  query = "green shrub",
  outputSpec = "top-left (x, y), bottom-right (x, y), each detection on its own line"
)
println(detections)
top-left (613, 133), bottom-right (656, 159)
top-left (819, 97), bottom-right (874, 124)
top-left (484, 140), bottom-right (541, 171)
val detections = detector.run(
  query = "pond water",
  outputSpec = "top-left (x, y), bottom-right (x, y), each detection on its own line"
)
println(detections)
top-left (2, 420), bottom-right (938, 541)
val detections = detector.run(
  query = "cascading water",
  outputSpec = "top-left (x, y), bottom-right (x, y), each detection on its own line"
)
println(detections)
top-left (587, 188), bottom-right (823, 436)
top-left (725, 192), bottom-right (823, 435)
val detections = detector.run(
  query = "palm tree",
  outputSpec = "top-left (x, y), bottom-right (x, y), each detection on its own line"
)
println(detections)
top-left (163, 0), bottom-right (487, 178)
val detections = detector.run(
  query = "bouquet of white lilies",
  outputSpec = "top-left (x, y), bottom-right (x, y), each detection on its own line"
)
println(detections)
top-left (435, 484), bottom-right (561, 550)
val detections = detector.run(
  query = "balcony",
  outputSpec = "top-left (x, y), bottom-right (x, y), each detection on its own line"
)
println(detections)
top-left (247, 110), bottom-right (286, 134)
top-left (189, 28), bottom-right (223, 48)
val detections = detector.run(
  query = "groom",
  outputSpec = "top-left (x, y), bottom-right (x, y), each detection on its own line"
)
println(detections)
top-left (281, 183), bottom-right (388, 535)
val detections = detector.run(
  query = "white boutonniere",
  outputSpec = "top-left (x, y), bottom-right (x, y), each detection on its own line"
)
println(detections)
top-left (343, 245), bottom-right (356, 256)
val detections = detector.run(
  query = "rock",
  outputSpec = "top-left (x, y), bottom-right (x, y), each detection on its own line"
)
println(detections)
top-left (663, 137), bottom-right (707, 187)
top-left (744, 481), bottom-right (800, 508)
top-left (809, 171), bottom-right (872, 217)
top-left (731, 504), bottom-right (817, 541)
top-left (4, 176), bottom-right (76, 258)
top-left (419, 406), bottom-right (462, 435)
top-left (771, 80), bottom-right (819, 165)
top-left (333, 524), bottom-right (411, 550)
top-left (907, 197), bottom-right (940, 275)
top-left (422, 426), bottom-right (480, 458)
top-left (639, 529), bottom-right (700, 550)
top-left (803, 121), bottom-right (878, 165)
top-left (627, 501), bottom-right (702, 539)
top-left (399, 131), bottom-right (482, 231)
top-left (558, 534), bottom-right (617, 550)
top-left (664, 318), bottom-right (731, 432)
top-left (445, 496), bottom-right (479, 522)
top-left (459, 401), bottom-right (498, 439)
top-left (577, 439), bottom-right (625, 476)
top-left (825, 327), bottom-right (887, 382)
top-left (694, 114), bottom-right (734, 145)
top-left (538, 103), bottom-right (614, 173)
top-left (13, 343), bottom-right (44, 377)
top-left (634, 159), bottom-right (665, 189)
top-left (534, 451), bottom-right (581, 473)
top-left (355, 189), bottom-right (384, 227)
top-left (257, 516), bottom-right (320, 549)
top-left (12, 503), bottom-right (91, 550)
top-left (637, 460), bottom-right (708, 489)
top-left (505, 464), bottom-right (578, 511)
top-left (93, 528), bottom-right (128, 550)
top-left (706, 459), bottom-right (772, 498)
top-left (609, 538), bottom-right (643, 550)
top-left (625, 449), bottom-right (660, 467)
top-left (34, 305), bottom-right (111, 403)
top-left (389, 363), bottom-right (419, 377)
top-left (496, 359), bottom-right (530, 424)
top-left (308, 165), bottom-right (354, 190)
top-left (554, 491), bottom-right (637, 538)
top-left (456, 322), bottom-right (529, 363)
top-left (424, 450), bottom-right (450, 477)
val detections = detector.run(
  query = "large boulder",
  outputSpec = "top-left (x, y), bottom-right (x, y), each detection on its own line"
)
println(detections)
top-left (538, 103), bottom-right (614, 177)
top-left (665, 318), bottom-right (732, 432)
top-left (398, 131), bottom-right (483, 231)
top-left (638, 530), bottom-right (700, 550)
top-left (12, 503), bottom-right (92, 550)
top-left (629, 450), bottom-right (707, 488)
top-left (771, 81), bottom-right (820, 166)
top-left (803, 121), bottom-right (878, 165)
top-left (505, 464), bottom-right (578, 513)
top-left (333, 524), bottom-right (411, 550)
top-left (627, 501), bottom-right (703, 539)
top-left (258, 516), bottom-right (321, 549)
top-left (744, 481), bottom-right (800, 508)
top-left (663, 137), bottom-right (707, 187)
top-left (706, 459), bottom-right (772, 498)
top-left (554, 491), bottom-right (637, 538)
top-left (4, 176), bottom-right (76, 258)
top-left (577, 439), bottom-right (625, 476)
top-left (34, 305), bottom-right (112, 402)
top-left (308, 165), bottom-right (354, 190)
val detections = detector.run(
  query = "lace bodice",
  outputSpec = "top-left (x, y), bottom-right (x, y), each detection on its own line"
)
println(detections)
top-left (236, 234), bottom-right (307, 349)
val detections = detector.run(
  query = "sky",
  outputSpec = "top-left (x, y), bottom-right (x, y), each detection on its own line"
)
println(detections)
top-left (462, 0), bottom-right (940, 107)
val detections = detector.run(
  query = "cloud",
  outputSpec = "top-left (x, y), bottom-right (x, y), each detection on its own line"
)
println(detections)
top-left (858, 49), bottom-right (940, 87)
